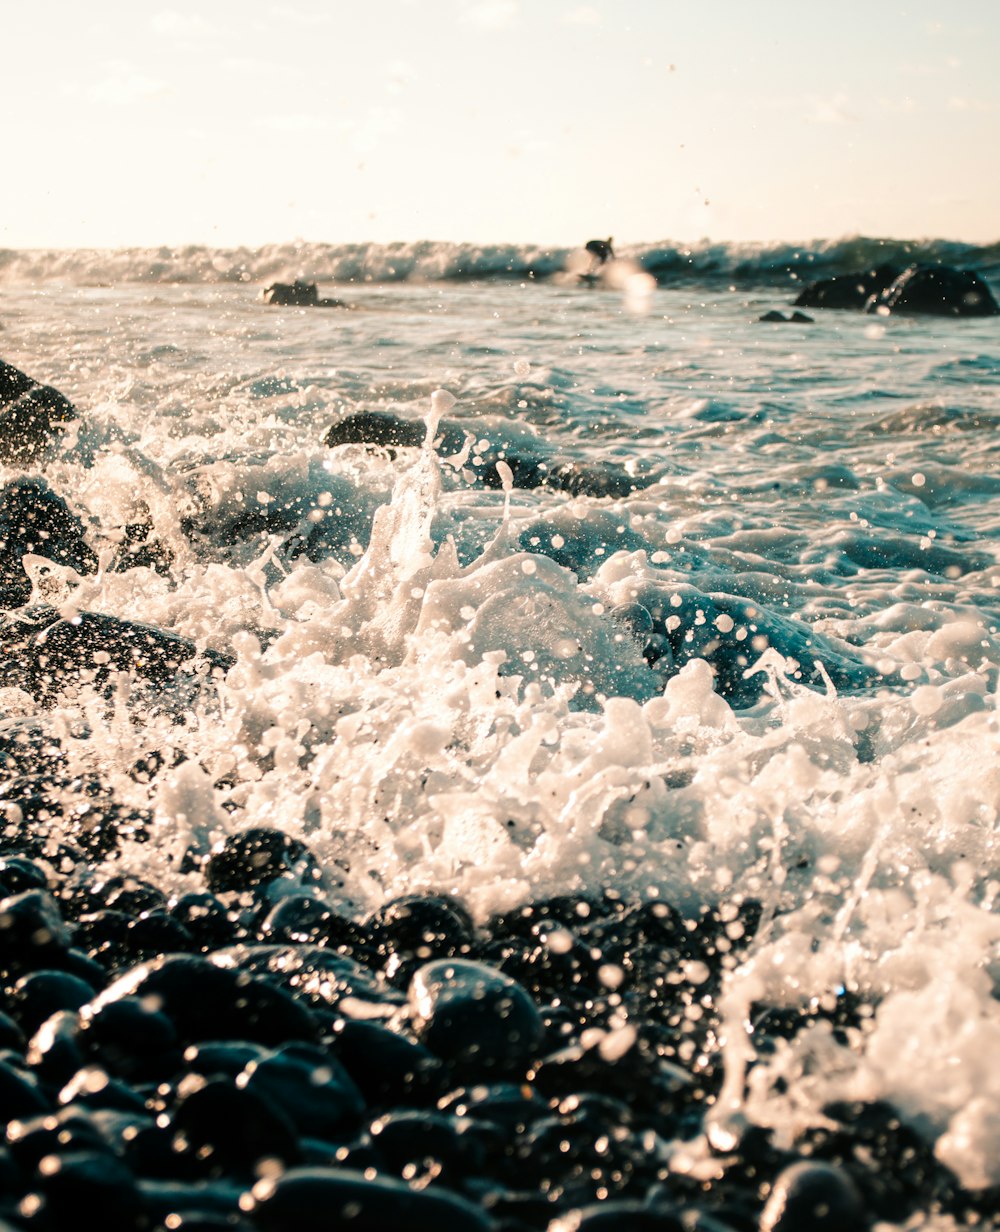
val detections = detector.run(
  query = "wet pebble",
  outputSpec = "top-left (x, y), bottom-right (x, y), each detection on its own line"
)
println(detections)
top-left (238, 1042), bottom-right (365, 1140)
top-left (86, 954), bottom-right (322, 1047)
top-left (203, 827), bottom-right (324, 895)
top-left (409, 958), bottom-right (544, 1070)
top-left (246, 1164), bottom-right (495, 1231)
top-left (759, 1161), bottom-right (868, 1232)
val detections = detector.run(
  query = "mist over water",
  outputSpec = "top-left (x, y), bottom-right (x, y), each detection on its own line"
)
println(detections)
top-left (2, 243), bottom-right (1000, 1206)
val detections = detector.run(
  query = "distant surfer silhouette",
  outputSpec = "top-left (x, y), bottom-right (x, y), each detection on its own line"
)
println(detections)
top-left (585, 237), bottom-right (615, 272)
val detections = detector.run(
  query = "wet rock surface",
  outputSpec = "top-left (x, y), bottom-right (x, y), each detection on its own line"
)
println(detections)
top-left (0, 363), bottom-right (77, 466)
top-left (0, 831), bottom-right (996, 1232)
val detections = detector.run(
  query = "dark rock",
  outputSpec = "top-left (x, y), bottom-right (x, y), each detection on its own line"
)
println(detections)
top-left (0, 854), bottom-right (51, 897)
top-left (77, 994), bottom-right (181, 1081)
top-left (0, 605), bottom-right (233, 704)
top-left (757, 310), bottom-right (813, 324)
top-left (245, 1164), bottom-right (495, 1231)
top-left (528, 1028), bottom-right (691, 1110)
top-left (26, 1147), bottom-right (147, 1229)
top-left (0, 773), bottom-right (149, 860)
top-left (496, 920), bottom-right (605, 1003)
top-left (238, 1042), bottom-right (365, 1139)
top-left (322, 410), bottom-right (643, 498)
top-left (82, 873), bottom-right (168, 916)
top-left (547, 1201), bottom-right (685, 1230)
top-left (204, 827), bottom-right (324, 895)
top-left (0, 889), bottom-right (72, 972)
top-left (57, 1064), bottom-right (149, 1114)
top-left (0, 477), bottom-right (97, 608)
top-left (366, 893), bottom-right (476, 983)
top-left (0, 360), bottom-right (77, 465)
top-left (489, 893), bottom-right (626, 940)
top-left (793, 265), bottom-right (901, 310)
top-left (260, 280), bottom-right (345, 307)
top-left (436, 1081), bottom-right (548, 1132)
top-left (182, 1041), bottom-right (271, 1081)
top-left (5, 1105), bottom-right (113, 1171)
top-left (111, 513), bottom-right (174, 575)
top-left (169, 891), bottom-right (241, 949)
top-left (327, 1019), bottom-right (444, 1107)
top-left (0, 722), bottom-right (65, 786)
top-left (365, 1108), bottom-right (494, 1185)
top-left (72, 908), bottom-right (197, 970)
top-left (24, 1009), bottom-right (86, 1087)
top-left (0, 1056), bottom-right (51, 1120)
top-left (0, 1059), bottom-right (51, 1128)
top-left (7, 969), bottom-right (96, 1034)
top-left (257, 893), bottom-right (361, 949)
top-left (207, 943), bottom-right (396, 1017)
top-left (865, 265), bottom-right (1000, 316)
top-left (0, 1011), bottom-right (26, 1052)
top-left (137, 1178), bottom-right (247, 1224)
top-left (409, 958), bottom-right (545, 1071)
top-left (169, 1077), bottom-right (302, 1175)
top-left (85, 953), bottom-right (322, 1047)
top-left (324, 410), bottom-right (428, 453)
top-left (759, 1160), bottom-right (868, 1231)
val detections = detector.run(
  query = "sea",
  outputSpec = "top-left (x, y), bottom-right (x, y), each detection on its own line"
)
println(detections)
top-left (2, 234), bottom-right (1000, 1216)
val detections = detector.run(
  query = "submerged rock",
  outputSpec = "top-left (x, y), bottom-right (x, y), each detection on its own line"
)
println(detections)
top-left (323, 409), bottom-right (645, 498)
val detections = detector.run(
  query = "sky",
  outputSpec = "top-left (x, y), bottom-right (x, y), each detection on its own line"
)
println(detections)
top-left (3, 0), bottom-right (998, 250)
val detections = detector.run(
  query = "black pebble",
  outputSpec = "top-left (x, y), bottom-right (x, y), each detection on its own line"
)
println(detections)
top-left (169, 1077), bottom-right (302, 1176)
top-left (204, 827), bottom-right (324, 895)
top-left (760, 1160), bottom-right (868, 1232)
top-left (246, 1164), bottom-right (495, 1231)
top-left (86, 953), bottom-right (321, 1047)
top-left (408, 958), bottom-right (544, 1071)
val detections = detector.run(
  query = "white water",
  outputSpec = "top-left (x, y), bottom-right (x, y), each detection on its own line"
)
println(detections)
top-left (2, 267), bottom-right (1000, 1198)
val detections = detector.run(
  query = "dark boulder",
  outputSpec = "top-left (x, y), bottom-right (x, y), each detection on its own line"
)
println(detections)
top-left (0, 477), bottom-right (98, 608)
top-left (865, 265), bottom-right (1000, 316)
top-left (323, 410), bottom-right (643, 498)
top-left (261, 280), bottom-right (345, 308)
top-left (0, 360), bottom-right (77, 465)
top-left (0, 605), bottom-right (233, 704)
top-left (793, 264), bottom-right (901, 310)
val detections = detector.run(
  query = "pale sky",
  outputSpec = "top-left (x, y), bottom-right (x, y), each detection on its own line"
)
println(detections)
top-left (4, 1), bottom-right (998, 249)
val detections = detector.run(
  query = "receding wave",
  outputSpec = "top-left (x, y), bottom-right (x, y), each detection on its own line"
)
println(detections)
top-left (0, 234), bottom-right (998, 288)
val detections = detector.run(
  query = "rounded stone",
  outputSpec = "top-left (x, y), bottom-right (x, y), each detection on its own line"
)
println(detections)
top-left (169, 1077), bottom-right (302, 1176)
top-left (409, 957), bottom-right (544, 1069)
top-left (760, 1160), bottom-right (868, 1232)
top-left (204, 827), bottom-right (323, 895)
top-left (246, 1164), bottom-right (494, 1231)
top-left (84, 954), bottom-right (321, 1047)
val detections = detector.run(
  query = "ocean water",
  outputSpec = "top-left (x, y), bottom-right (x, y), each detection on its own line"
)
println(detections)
top-left (2, 237), bottom-right (1000, 1208)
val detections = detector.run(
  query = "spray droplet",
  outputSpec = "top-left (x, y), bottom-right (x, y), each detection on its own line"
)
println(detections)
top-left (425, 389), bottom-right (456, 449)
